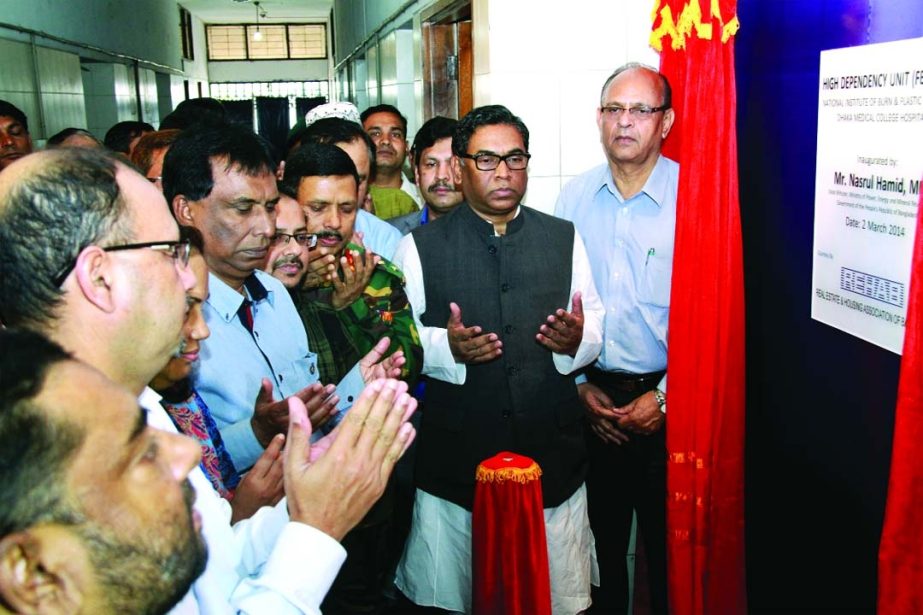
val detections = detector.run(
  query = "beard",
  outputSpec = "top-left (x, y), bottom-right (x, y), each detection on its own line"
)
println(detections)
top-left (79, 482), bottom-right (207, 615)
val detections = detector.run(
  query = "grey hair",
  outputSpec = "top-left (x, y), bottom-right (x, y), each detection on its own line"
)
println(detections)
top-left (0, 148), bottom-right (134, 328)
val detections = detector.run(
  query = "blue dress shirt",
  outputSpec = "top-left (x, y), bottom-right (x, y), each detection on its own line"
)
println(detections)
top-left (195, 269), bottom-right (365, 469)
top-left (554, 156), bottom-right (678, 385)
top-left (356, 208), bottom-right (402, 260)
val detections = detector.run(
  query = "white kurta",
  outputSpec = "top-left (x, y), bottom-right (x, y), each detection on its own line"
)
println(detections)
top-left (141, 388), bottom-right (347, 615)
top-left (392, 212), bottom-right (604, 614)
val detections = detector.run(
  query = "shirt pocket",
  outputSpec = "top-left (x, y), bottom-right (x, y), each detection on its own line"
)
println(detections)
top-left (278, 352), bottom-right (319, 394)
top-left (638, 254), bottom-right (673, 308)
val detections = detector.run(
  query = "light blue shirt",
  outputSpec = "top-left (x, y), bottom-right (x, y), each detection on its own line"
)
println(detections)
top-left (195, 269), bottom-right (365, 469)
top-left (356, 208), bottom-right (402, 259)
top-left (554, 156), bottom-right (678, 386)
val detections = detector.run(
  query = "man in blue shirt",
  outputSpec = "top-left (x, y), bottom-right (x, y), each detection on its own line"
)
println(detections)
top-left (555, 63), bottom-right (678, 615)
top-left (163, 122), bottom-right (405, 471)
top-left (389, 116), bottom-right (464, 235)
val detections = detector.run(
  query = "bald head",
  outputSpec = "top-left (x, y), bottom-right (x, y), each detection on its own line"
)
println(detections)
top-left (599, 63), bottom-right (672, 109)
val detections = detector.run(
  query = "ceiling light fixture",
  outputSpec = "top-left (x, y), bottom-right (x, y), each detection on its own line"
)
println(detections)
top-left (252, 1), bottom-right (263, 41)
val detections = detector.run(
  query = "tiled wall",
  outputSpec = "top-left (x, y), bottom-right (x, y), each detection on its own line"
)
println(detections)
top-left (138, 68), bottom-right (159, 125)
top-left (83, 63), bottom-right (163, 137)
top-left (365, 46), bottom-right (381, 108)
top-left (353, 58), bottom-right (369, 111)
top-left (472, 0), bottom-right (658, 214)
top-left (0, 35), bottom-right (179, 141)
top-left (0, 39), bottom-right (88, 141)
top-left (156, 73), bottom-right (187, 123)
top-left (83, 63), bottom-right (135, 138)
top-left (0, 38), bottom-right (40, 137)
top-left (36, 47), bottom-right (88, 139)
top-left (0, 0), bottom-right (197, 139)
top-left (378, 27), bottom-right (418, 137)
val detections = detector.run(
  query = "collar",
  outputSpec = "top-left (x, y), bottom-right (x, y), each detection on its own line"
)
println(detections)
top-left (139, 386), bottom-right (162, 407)
top-left (460, 202), bottom-right (523, 236)
top-left (601, 155), bottom-right (675, 209)
top-left (206, 270), bottom-right (274, 323)
top-left (420, 207), bottom-right (430, 225)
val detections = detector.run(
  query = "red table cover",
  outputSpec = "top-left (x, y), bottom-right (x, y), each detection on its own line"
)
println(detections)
top-left (472, 452), bottom-right (552, 615)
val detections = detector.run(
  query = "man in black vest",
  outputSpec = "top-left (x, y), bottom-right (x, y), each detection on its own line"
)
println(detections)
top-left (392, 105), bottom-right (605, 614)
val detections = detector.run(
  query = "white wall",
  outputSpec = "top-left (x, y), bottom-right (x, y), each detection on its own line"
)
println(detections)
top-left (471, 0), bottom-right (658, 214)
top-left (208, 59), bottom-right (329, 83)
top-left (331, 0), bottom-right (656, 212)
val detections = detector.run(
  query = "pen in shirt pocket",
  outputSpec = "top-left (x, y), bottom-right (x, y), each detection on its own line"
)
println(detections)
top-left (645, 247), bottom-right (655, 266)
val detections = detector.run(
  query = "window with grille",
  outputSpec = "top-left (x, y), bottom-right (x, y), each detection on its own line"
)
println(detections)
top-left (207, 25), bottom-right (248, 60)
top-left (206, 24), bottom-right (327, 61)
top-left (288, 25), bottom-right (326, 59)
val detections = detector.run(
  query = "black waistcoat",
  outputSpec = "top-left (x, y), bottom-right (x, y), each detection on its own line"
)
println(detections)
top-left (411, 203), bottom-right (588, 510)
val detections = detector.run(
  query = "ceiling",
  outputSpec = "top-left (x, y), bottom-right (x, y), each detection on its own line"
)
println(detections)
top-left (180, 0), bottom-right (333, 23)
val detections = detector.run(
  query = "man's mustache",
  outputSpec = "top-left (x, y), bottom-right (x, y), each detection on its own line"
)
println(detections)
top-left (427, 180), bottom-right (455, 194)
top-left (271, 255), bottom-right (304, 271)
top-left (315, 230), bottom-right (344, 242)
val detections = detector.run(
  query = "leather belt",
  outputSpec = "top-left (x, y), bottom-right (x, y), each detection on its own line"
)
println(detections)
top-left (586, 367), bottom-right (666, 395)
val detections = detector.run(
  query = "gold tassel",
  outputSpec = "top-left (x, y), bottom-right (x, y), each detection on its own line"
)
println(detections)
top-left (476, 462), bottom-right (543, 484)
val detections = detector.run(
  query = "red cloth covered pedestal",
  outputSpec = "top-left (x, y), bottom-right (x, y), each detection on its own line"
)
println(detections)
top-left (471, 451), bottom-right (551, 615)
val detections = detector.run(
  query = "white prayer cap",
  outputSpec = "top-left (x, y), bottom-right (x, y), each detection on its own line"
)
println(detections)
top-left (305, 102), bottom-right (361, 127)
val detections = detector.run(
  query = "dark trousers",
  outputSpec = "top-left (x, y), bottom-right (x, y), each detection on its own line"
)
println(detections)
top-left (585, 369), bottom-right (667, 615)
top-left (322, 482), bottom-right (396, 615)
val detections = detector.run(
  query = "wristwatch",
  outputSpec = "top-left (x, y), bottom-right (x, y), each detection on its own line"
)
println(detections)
top-left (653, 388), bottom-right (666, 413)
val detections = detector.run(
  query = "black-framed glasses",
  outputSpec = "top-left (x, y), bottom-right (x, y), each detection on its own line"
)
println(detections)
top-left (53, 239), bottom-right (191, 287)
top-left (272, 232), bottom-right (317, 248)
top-left (600, 104), bottom-right (670, 119)
top-left (458, 152), bottom-right (531, 171)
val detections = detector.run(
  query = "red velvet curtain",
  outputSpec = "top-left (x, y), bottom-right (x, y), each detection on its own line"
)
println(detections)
top-left (878, 185), bottom-right (923, 613)
top-left (651, 2), bottom-right (747, 613)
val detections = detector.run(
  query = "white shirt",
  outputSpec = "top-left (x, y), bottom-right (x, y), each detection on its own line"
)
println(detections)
top-left (140, 388), bottom-right (346, 614)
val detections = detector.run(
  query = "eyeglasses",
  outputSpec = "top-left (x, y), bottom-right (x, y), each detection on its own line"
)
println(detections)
top-left (600, 104), bottom-right (670, 119)
top-left (458, 152), bottom-right (531, 171)
top-left (53, 239), bottom-right (192, 287)
top-left (271, 232), bottom-right (317, 248)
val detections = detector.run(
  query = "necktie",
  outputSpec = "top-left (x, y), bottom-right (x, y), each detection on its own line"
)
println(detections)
top-left (237, 298), bottom-right (254, 333)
